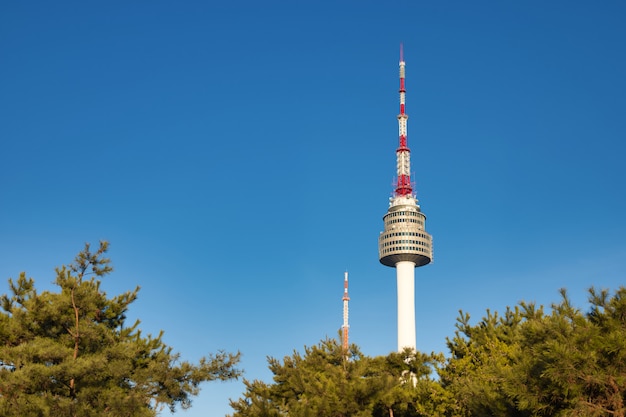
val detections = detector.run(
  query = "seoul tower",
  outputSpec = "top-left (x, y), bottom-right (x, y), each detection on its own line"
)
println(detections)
top-left (378, 45), bottom-right (433, 352)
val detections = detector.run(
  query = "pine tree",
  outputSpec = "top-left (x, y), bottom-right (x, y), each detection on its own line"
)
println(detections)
top-left (0, 241), bottom-right (240, 417)
top-left (509, 288), bottom-right (626, 416)
top-left (442, 287), bottom-right (626, 417)
top-left (229, 338), bottom-right (452, 417)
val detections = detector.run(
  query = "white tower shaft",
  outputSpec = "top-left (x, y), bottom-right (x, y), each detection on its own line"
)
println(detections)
top-left (396, 261), bottom-right (416, 350)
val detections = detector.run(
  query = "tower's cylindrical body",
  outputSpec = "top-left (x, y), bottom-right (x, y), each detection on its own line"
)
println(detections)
top-left (379, 47), bottom-right (433, 352)
top-left (396, 261), bottom-right (416, 351)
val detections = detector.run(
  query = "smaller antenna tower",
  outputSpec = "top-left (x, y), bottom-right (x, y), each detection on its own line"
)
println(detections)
top-left (341, 271), bottom-right (350, 352)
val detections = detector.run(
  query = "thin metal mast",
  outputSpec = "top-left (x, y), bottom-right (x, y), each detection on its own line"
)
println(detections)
top-left (396, 43), bottom-right (413, 196)
top-left (342, 271), bottom-right (350, 352)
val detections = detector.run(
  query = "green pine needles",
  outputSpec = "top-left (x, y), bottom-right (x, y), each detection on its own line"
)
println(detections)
top-left (3, 241), bottom-right (625, 417)
top-left (0, 241), bottom-right (240, 417)
top-left (230, 287), bottom-right (626, 417)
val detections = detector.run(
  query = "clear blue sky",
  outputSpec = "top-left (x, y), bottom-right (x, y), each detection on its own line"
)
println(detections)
top-left (2, 1), bottom-right (625, 416)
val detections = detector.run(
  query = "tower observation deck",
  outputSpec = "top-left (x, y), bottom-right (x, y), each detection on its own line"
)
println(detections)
top-left (378, 46), bottom-right (433, 352)
top-left (379, 198), bottom-right (432, 268)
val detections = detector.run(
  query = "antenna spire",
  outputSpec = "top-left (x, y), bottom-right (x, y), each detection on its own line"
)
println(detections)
top-left (395, 44), bottom-right (412, 196)
top-left (341, 271), bottom-right (350, 352)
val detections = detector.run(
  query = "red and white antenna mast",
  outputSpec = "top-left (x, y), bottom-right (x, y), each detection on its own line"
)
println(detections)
top-left (396, 43), bottom-right (413, 196)
top-left (341, 271), bottom-right (350, 352)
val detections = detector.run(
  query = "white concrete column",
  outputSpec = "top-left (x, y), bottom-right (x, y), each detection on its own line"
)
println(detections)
top-left (396, 260), bottom-right (416, 351)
